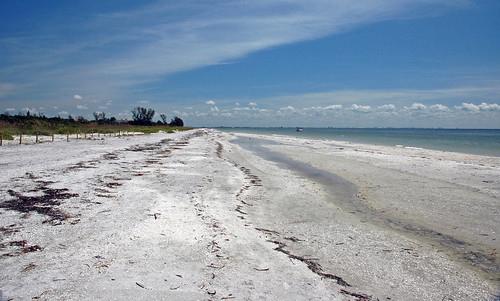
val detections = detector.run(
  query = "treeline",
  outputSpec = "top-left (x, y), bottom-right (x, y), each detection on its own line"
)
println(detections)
top-left (0, 106), bottom-right (186, 139)
top-left (130, 107), bottom-right (183, 126)
top-left (1, 106), bottom-right (184, 127)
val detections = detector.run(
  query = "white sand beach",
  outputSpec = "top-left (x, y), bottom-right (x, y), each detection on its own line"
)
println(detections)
top-left (0, 129), bottom-right (498, 300)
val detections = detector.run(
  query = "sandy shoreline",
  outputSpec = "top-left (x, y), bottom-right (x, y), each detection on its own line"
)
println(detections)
top-left (231, 133), bottom-right (500, 276)
top-left (0, 129), bottom-right (498, 300)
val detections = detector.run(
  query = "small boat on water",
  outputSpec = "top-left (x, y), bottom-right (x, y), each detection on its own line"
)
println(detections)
top-left (296, 127), bottom-right (304, 132)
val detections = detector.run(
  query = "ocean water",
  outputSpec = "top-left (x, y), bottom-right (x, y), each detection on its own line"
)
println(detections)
top-left (219, 128), bottom-right (500, 157)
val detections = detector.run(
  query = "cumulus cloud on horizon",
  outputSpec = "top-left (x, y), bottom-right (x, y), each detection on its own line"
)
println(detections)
top-left (377, 104), bottom-right (396, 111)
top-left (184, 99), bottom-right (500, 128)
top-left (456, 102), bottom-right (500, 112)
top-left (407, 103), bottom-right (427, 110)
top-left (429, 104), bottom-right (449, 111)
top-left (324, 104), bottom-right (343, 110)
top-left (351, 104), bottom-right (371, 113)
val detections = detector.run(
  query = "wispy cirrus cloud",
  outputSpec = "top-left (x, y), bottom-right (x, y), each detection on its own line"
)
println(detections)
top-left (0, 0), bottom-right (470, 102)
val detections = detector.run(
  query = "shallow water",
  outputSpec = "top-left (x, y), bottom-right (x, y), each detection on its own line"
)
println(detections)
top-left (221, 128), bottom-right (500, 157)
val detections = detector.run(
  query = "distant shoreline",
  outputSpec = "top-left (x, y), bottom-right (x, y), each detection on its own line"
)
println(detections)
top-left (218, 127), bottom-right (500, 157)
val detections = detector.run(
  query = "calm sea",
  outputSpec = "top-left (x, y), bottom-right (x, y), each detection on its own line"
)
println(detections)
top-left (218, 128), bottom-right (500, 157)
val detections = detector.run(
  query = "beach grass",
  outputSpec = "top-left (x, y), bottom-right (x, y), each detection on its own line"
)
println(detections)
top-left (0, 121), bottom-right (191, 141)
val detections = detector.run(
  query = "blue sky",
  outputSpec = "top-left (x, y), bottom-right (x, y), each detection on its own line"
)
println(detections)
top-left (1, 0), bottom-right (500, 127)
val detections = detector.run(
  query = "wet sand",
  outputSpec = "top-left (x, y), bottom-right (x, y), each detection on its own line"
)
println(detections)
top-left (232, 135), bottom-right (500, 280)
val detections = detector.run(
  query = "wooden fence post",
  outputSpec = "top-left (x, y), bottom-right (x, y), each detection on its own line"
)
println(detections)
top-left (67, 133), bottom-right (69, 142)
top-left (19, 133), bottom-right (22, 145)
top-left (35, 133), bottom-right (39, 144)
top-left (52, 134), bottom-right (54, 142)
top-left (0, 134), bottom-right (3, 146)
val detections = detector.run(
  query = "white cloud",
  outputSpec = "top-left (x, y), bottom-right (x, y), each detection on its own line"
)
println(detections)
top-left (210, 106), bottom-right (219, 112)
top-left (206, 100), bottom-right (216, 106)
top-left (76, 104), bottom-right (88, 110)
top-left (303, 104), bottom-right (343, 112)
top-left (137, 100), bottom-right (149, 104)
top-left (408, 102), bottom-right (427, 110)
top-left (478, 102), bottom-right (500, 111)
top-left (73, 94), bottom-right (83, 100)
top-left (91, 1), bottom-right (463, 80)
top-left (377, 104), bottom-right (396, 111)
top-left (324, 104), bottom-right (343, 110)
top-left (5, 108), bottom-right (16, 112)
top-left (248, 102), bottom-right (257, 108)
top-left (351, 104), bottom-right (371, 112)
top-left (0, 1), bottom-right (470, 100)
top-left (429, 104), bottom-right (449, 111)
top-left (456, 102), bottom-right (479, 112)
top-left (456, 102), bottom-right (500, 112)
top-left (58, 111), bottom-right (69, 116)
top-left (183, 99), bottom-right (500, 128)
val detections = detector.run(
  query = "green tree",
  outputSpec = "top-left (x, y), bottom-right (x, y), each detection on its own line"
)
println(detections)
top-left (160, 114), bottom-right (168, 124)
top-left (169, 116), bottom-right (184, 127)
top-left (131, 107), bottom-right (155, 125)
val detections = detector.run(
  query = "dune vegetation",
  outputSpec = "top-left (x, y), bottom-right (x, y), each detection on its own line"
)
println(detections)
top-left (0, 107), bottom-right (190, 141)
